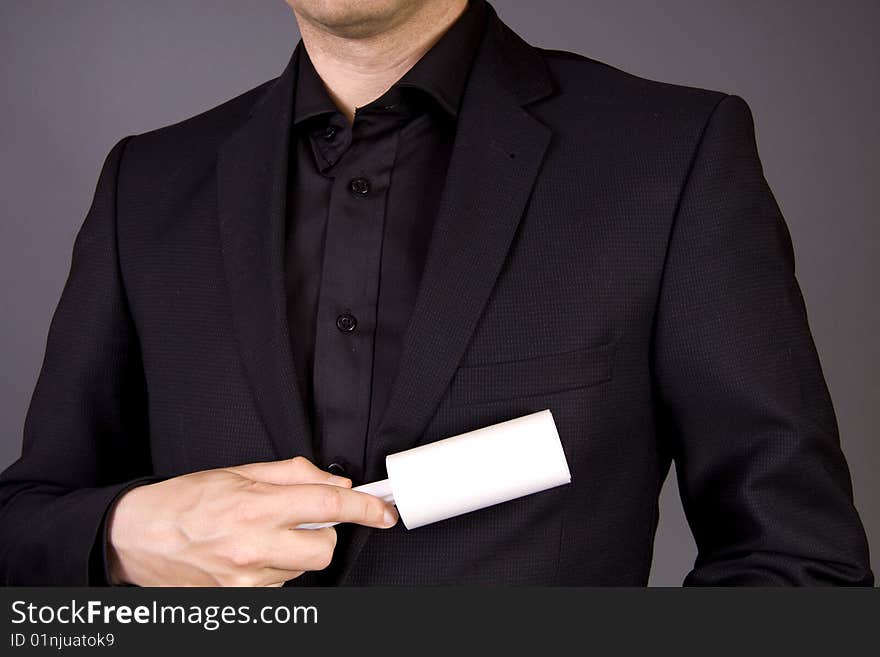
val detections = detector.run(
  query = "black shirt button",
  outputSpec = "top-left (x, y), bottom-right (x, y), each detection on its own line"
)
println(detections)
top-left (327, 462), bottom-right (347, 477)
top-left (322, 125), bottom-right (337, 140)
top-left (349, 177), bottom-right (370, 197)
top-left (336, 313), bottom-right (357, 332)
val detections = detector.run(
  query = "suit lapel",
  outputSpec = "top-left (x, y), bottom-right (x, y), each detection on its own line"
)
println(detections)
top-left (217, 46), bottom-right (316, 462)
top-left (336, 4), bottom-right (556, 583)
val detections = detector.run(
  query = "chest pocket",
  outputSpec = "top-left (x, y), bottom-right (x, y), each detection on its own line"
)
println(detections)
top-left (448, 340), bottom-right (617, 407)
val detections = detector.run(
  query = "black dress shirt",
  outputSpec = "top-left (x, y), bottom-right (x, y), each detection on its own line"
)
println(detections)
top-left (284, 0), bottom-right (489, 483)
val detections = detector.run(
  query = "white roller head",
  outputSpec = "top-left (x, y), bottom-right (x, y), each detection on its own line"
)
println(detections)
top-left (385, 409), bottom-right (571, 529)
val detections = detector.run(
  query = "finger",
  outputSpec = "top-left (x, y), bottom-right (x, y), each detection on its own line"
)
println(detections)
top-left (234, 527), bottom-right (338, 575)
top-left (226, 456), bottom-right (352, 488)
top-left (255, 568), bottom-right (305, 586)
top-left (260, 483), bottom-right (399, 528)
top-left (267, 527), bottom-right (340, 573)
top-left (217, 529), bottom-right (328, 584)
top-left (225, 568), bottom-right (304, 587)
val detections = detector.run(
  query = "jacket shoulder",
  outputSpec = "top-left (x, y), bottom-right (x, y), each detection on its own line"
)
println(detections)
top-left (120, 76), bottom-right (276, 167)
top-left (536, 47), bottom-right (729, 121)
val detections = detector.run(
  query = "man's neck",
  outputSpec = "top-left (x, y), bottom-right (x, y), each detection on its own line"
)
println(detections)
top-left (293, 0), bottom-right (469, 124)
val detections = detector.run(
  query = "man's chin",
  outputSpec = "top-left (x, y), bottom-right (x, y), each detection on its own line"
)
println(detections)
top-left (290, 0), bottom-right (421, 40)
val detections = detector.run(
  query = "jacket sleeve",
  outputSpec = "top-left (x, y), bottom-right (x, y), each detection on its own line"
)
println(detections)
top-left (652, 94), bottom-right (873, 585)
top-left (0, 137), bottom-right (161, 585)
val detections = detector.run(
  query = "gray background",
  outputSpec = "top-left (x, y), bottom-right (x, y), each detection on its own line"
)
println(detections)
top-left (1, 0), bottom-right (876, 585)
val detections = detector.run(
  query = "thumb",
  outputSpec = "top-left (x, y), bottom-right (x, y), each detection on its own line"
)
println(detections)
top-left (226, 456), bottom-right (352, 487)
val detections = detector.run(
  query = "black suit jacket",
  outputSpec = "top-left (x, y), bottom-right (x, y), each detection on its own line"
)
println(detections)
top-left (0, 2), bottom-right (872, 585)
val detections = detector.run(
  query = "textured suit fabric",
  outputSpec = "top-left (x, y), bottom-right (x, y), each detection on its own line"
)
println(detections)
top-left (0, 0), bottom-right (872, 585)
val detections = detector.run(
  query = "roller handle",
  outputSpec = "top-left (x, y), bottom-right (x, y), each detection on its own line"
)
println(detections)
top-left (295, 479), bottom-right (395, 530)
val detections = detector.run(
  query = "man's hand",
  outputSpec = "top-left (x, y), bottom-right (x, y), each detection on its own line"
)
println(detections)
top-left (105, 457), bottom-right (398, 586)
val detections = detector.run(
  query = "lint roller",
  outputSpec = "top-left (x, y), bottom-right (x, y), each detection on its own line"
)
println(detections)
top-left (297, 409), bottom-right (571, 530)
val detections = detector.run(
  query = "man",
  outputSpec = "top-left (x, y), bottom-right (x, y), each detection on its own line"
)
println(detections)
top-left (0, 0), bottom-right (872, 586)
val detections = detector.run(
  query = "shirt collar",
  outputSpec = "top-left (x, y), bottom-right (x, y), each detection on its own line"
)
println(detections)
top-left (292, 0), bottom-right (488, 126)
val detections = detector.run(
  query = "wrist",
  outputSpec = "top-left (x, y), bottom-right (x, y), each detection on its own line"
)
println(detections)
top-left (105, 486), bottom-right (145, 586)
